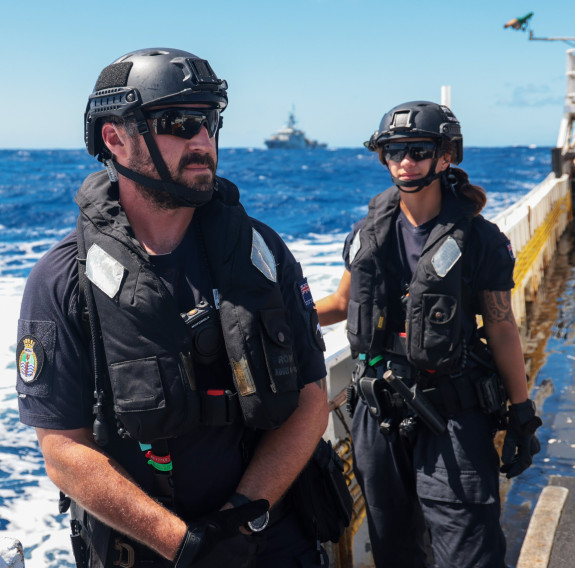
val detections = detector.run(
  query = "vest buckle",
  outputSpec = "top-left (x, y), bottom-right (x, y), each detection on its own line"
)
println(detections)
top-left (113, 537), bottom-right (135, 568)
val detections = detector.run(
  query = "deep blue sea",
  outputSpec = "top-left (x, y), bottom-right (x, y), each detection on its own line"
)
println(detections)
top-left (0, 147), bottom-right (555, 567)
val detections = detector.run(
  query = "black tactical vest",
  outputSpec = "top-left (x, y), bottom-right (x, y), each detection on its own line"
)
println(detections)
top-left (347, 185), bottom-right (476, 373)
top-left (75, 171), bottom-right (302, 443)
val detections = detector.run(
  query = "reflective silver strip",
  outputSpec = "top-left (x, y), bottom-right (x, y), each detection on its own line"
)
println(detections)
top-left (86, 243), bottom-right (125, 299)
top-left (251, 228), bottom-right (277, 282)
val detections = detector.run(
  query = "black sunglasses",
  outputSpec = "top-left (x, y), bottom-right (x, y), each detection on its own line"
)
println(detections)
top-left (145, 108), bottom-right (221, 139)
top-left (382, 141), bottom-right (437, 163)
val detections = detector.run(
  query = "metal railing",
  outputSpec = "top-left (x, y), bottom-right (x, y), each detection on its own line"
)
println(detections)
top-left (493, 173), bottom-right (572, 328)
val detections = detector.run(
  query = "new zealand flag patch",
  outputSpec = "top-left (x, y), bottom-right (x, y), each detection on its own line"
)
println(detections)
top-left (298, 278), bottom-right (315, 311)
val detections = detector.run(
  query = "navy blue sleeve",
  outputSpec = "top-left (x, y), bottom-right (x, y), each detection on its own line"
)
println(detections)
top-left (16, 231), bottom-right (94, 430)
top-left (467, 216), bottom-right (515, 293)
top-left (251, 219), bottom-right (327, 386)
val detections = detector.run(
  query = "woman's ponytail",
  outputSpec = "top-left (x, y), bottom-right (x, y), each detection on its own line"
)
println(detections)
top-left (446, 167), bottom-right (487, 216)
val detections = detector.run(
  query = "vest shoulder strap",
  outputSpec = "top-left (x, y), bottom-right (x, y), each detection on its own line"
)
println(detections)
top-left (75, 215), bottom-right (112, 447)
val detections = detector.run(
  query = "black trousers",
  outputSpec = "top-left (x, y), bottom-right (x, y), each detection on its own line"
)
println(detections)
top-left (351, 401), bottom-right (507, 568)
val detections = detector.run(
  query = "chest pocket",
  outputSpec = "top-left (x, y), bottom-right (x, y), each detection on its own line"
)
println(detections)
top-left (419, 293), bottom-right (462, 367)
top-left (259, 308), bottom-right (299, 394)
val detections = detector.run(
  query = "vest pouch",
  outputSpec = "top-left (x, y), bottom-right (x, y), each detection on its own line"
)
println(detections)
top-left (259, 308), bottom-right (299, 395)
top-left (233, 308), bottom-right (300, 430)
top-left (288, 439), bottom-right (353, 543)
top-left (346, 299), bottom-right (361, 336)
top-left (408, 293), bottom-right (462, 372)
top-left (108, 356), bottom-right (200, 442)
top-left (346, 298), bottom-right (376, 354)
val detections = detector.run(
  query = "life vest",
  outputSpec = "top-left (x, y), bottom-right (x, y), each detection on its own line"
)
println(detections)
top-left (75, 170), bottom-right (302, 443)
top-left (347, 184), bottom-right (476, 373)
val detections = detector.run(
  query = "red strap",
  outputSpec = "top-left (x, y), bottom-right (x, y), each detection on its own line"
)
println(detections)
top-left (145, 451), bottom-right (172, 465)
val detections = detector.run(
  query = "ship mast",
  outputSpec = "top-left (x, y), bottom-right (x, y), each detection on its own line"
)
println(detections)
top-left (504, 14), bottom-right (575, 172)
top-left (528, 30), bottom-right (575, 45)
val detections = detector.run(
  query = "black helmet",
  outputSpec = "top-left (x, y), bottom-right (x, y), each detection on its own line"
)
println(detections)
top-left (84, 48), bottom-right (228, 208)
top-left (365, 101), bottom-right (463, 165)
top-left (85, 47), bottom-right (228, 158)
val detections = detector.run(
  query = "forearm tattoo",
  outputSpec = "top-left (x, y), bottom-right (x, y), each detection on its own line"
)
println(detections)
top-left (481, 290), bottom-right (515, 325)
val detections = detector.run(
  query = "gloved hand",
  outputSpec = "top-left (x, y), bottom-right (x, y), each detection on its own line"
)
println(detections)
top-left (173, 499), bottom-right (269, 567)
top-left (500, 399), bottom-right (542, 479)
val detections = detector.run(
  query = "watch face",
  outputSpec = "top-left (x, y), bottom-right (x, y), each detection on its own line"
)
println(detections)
top-left (247, 511), bottom-right (270, 533)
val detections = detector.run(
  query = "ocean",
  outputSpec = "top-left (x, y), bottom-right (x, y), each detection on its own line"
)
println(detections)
top-left (0, 147), bottom-right (554, 567)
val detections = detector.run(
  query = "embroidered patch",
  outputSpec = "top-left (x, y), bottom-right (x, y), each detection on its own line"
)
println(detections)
top-left (298, 278), bottom-right (315, 311)
top-left (506, 242), bottom-right (515, 260)
top-left (17, 335), bottom-right (45, 384)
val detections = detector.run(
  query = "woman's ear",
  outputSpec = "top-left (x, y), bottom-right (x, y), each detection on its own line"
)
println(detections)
top-left (439, 153), bottom-right (451, 172)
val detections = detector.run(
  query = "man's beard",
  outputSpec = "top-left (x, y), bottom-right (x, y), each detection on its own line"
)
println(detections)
top-left (128, 146), bottom-right (217, 210)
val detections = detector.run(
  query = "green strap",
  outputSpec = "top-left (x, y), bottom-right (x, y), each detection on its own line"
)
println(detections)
top-left (148, 460), bottom-right (173, 472)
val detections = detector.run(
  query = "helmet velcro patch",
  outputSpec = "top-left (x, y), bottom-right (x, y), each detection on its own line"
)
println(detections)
top-left (94, 62), bottom-right (133, 91)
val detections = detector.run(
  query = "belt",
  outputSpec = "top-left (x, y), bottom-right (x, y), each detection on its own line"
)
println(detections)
top-left (360, 354), bottom-right (503, 419)
top-left (422, 370), bottom-right (505, 417)
top-left (423, 376), bottom-right (479, 417)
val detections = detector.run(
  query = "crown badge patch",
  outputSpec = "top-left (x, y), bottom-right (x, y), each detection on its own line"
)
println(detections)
top-left (17, 335), bottom-right (45, 384)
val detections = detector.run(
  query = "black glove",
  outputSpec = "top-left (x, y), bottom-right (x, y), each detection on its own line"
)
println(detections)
top-left (500, 399), bottom-right (542, 479)
top-left (173, 499), bottom-right (269, 568)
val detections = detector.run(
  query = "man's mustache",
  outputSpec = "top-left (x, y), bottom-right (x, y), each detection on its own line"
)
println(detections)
top-left (179, 153), bottom-right (217, 173)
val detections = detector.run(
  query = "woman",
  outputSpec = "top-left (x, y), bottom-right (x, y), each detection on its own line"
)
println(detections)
top-left (316, 101), bottom-right (542, 568)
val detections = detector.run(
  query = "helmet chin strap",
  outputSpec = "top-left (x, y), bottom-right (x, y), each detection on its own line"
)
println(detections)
top-left (110, 108), bottom-right (214, 208)
top-left (391, 158), bottom-right (442, 194)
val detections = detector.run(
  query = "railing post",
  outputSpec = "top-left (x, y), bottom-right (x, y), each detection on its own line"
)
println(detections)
top-left (552, 147), bottom-right (564, 178)
top-left (0, 537), bottom-right (25, 568)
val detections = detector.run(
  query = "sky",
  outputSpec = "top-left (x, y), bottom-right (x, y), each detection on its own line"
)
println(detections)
top-left (1, 0), bottom-right (574, 149)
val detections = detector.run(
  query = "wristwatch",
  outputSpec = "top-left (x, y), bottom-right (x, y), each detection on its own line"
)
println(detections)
top-left (228, 492), bottom-right (270, 533)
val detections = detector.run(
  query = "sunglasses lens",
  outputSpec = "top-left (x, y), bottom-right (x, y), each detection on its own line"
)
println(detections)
top-left (383, 142), bottom-right (436, 162)
top-left (384, 144), bottom-right (408, 162)
top-left (409, 143), bottom-right (436, 161)
top-left (147, 109), bottom-right (220, 139)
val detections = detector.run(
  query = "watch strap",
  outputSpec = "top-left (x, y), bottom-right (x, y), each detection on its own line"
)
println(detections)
top-left (228, 492), bottom-right (251, 508)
